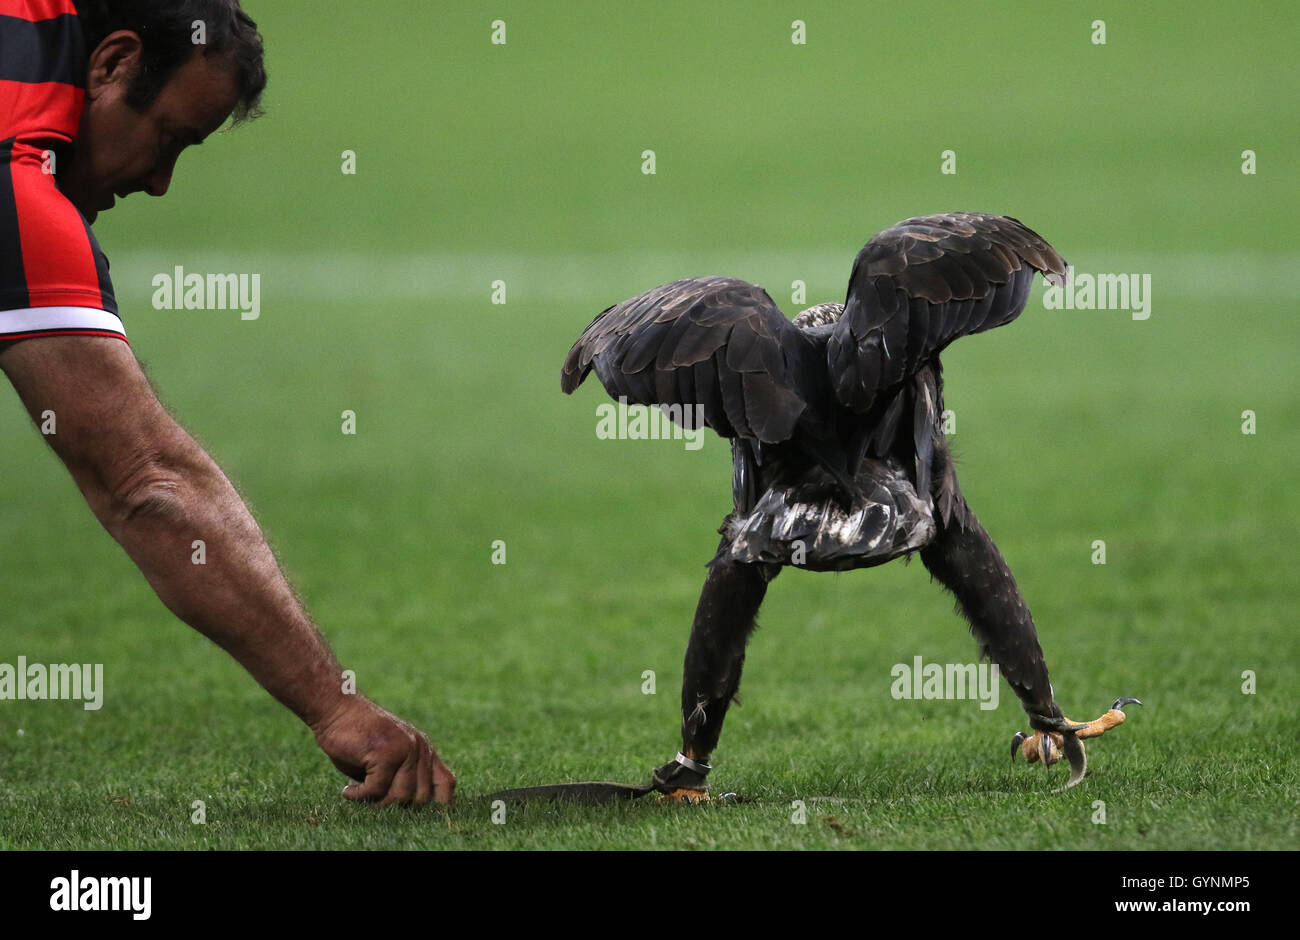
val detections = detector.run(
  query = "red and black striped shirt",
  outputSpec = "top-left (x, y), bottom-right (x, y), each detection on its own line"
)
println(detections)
top-left (1, 0), bottom-right (124, 341)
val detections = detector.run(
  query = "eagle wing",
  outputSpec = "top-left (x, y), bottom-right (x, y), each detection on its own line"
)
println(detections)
top-left (560, 276), bottom-right (811, 444)
top-left (828, 213), bottom-right (1067, 412)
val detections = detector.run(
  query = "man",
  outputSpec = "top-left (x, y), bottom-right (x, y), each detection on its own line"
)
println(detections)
top-left (0, 0), bottom-right (454, 806)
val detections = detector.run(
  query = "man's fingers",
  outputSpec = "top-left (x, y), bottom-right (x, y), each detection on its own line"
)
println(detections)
top-left (330, 757), bottom-right (367, 782)
top-left (432, 753), bottom-right (456, 804)
top-left (342, 748), bottom-right (398, 804)
top-left (412, 737), bottom-right (434, 808)
top-left (376, 735), bottom-right (422, 808)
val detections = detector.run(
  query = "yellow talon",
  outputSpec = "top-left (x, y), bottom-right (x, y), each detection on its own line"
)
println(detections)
top-left (1011, 699), bottom-right (1141, 786)
top-left (658, 787), bottom-right (710, 804)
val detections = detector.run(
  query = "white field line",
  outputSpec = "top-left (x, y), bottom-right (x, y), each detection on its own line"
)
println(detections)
top-left (109, 250), bottom-right (1300, 305)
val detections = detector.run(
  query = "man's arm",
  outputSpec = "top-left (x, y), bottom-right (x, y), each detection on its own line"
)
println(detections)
top-left (0, 335), bottom-right (454, 806)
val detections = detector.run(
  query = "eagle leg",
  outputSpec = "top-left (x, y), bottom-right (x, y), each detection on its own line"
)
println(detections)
top-left (651, 543), bottom-right (776, 803)
top-left (919, 450), bottom-right (1137, 788)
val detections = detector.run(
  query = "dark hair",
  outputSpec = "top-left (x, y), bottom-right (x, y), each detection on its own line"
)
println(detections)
top-left (74, 0), bottom-right (266, 125)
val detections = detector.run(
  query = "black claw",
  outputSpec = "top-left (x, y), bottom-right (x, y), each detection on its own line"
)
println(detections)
top-left (1112, 697), bottom-right (1143, 710)
top-left (1060, 732), bottom-right (1088, 790)
top-left (1039, 734), bottom-right (1053, 765)
top-left (1011, 731), bottom-right (1029, 761)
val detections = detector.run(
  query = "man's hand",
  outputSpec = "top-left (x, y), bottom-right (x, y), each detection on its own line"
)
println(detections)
top-left (312, 696), bottom-right (455, 807)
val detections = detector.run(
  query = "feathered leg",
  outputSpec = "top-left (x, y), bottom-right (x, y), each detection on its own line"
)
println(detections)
top-left (920, 502), bottom-right (1058, 719)
top-left (920, 448), bottom-right (1137, 788)
top-left (651, 543), bottom-right (777, 802)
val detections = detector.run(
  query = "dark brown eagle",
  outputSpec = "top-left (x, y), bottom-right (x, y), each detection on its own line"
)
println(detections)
top-left (561, 212), bottom-right (1139, 799)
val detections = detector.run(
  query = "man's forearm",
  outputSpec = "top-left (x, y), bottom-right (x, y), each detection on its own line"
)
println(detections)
top-left (1, 335), bottom-right (454, 804)
top-left (88, 435), bottom-right (349, 729)
top-left (0, 336), bottom-right (347, 729)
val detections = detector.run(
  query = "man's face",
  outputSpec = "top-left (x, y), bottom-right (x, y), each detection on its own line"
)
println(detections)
top-left (60, 32), bottom-right (241, 224)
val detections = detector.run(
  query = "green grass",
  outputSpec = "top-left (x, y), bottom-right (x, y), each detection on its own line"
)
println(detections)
top-left (1, 0), bottom-right (1297, 849)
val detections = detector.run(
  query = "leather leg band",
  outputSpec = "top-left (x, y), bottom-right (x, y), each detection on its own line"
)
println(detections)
top-left (651, 754), bottom-right (711, 793)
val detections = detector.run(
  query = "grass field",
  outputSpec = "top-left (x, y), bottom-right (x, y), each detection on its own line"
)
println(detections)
top-left (1, 1), bottom-right (1297, 850)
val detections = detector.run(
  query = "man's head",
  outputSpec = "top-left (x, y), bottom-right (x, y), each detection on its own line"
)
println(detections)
top-left (62, 1), bottom-right (266, 223)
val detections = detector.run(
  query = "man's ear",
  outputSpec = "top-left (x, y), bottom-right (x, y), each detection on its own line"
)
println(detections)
top-left (85, 30), bottom-right (145, 101)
